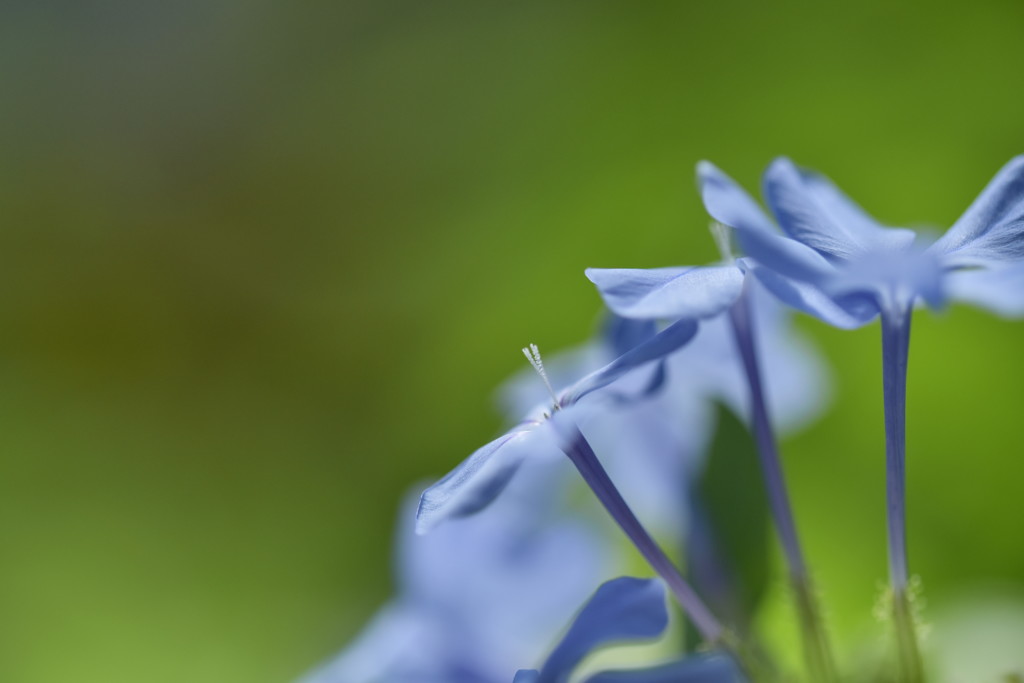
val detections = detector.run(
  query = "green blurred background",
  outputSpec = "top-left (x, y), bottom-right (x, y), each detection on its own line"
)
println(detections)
top-left (1, 1), bottom-right (1023, 681)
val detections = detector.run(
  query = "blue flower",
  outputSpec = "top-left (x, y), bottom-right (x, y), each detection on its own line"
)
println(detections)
top-left (700, 156), bottom-right (1024, 681)
top-left (499, 305), bottom-right (828, 535)
top-left (513, 577), bottom-right (744, 683)
top-left (415, 318), bottom-right (698, 534)
top-left (300, 488), bottom-right (618, 683)
top-left (416, 318), bottom-right (730, 645)
top-left (586, 165), bottom-right (842, 681)
top-left (701, 156), bottom-right (1024, 320)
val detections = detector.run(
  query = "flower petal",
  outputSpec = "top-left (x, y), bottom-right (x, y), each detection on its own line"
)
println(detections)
top-left (946, 264), bottom-right (1024, 318)
top-left (603, 315), bottom-right (659, 357)
top-left (564, 318), bottom-right (699, 404)
top-left (697, 160), bottom-right (777, 235)
top-left (732, 222), bottom-right (836, 286)
top-left (747, 263), bottom-right (877, 328)
top-left (415, 423), bottom-right (556, 534)
top-left (822, 240), bottom-right (947, 310)
top-left (538, 577), bottom-right (669, 683)
top-left (586, 266), bottom-right (744, 320)
top-left (698, 161), bottom-right (836, 285)
top-left (581, 653), bottom-right (745, 683)
top-left (514, 671), bottom-right (541, 683)
top-left (763, 157), bottom-right (916, 261)
top-left (931, 155), bottom-right (1024, 267)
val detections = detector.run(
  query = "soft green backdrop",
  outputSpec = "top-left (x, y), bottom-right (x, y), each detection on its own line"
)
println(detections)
top-left (1, 2), bottom-right (1023, 681)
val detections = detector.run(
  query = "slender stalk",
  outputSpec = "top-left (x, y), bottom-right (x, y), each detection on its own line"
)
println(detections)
top-left (880, 305), bottom-right (925, 683)
top-left (728, 284), bottom-right (838, 683)
top-left (560, 426), bottom-right (724, 643)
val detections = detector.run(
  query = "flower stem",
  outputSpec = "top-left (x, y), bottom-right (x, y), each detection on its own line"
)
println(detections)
top-left (728, 285), bottom-right (838, 683)
top-left (562, 425), bottom-right (777, 681)
top-left (560, 426), bottom-right (723, 642)
top-left (880, 305), bottom-right (925, 682)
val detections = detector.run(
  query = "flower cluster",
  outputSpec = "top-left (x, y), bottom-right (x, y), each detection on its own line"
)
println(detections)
top-left (303, 156), bottom-right (1024, 683)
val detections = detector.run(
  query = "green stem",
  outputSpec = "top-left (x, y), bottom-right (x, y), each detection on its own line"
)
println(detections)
top-left (893, 589), bottom-right (925, 683)
top-left (717, 630), bottom-right (777, 683)
top-left (792, 576), bottom-right (839, 683)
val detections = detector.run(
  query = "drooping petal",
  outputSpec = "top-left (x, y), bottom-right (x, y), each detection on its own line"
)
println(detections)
top-left (747, 263), bottom-right (877, 328)
top-left (581, 654), bottom-right (746, 683)
top-left (946, 264), bottom-right (1024, 318)
top-left (537, 577), bottom-right (669, 683)
top-left (763, 157), bottom-right (916, 261)
top-left (931, 155), bottom-right (1024, 267)
top-left (603, 315), bottom-right (658, 357)
top-left (415, 422), bottom-right (559, 534)
top-left (585, 266), bottom-right (744, 320)
top-left (730, 219), bottom-right (836, 286)
top-left (564, 318), bottom-right (699, 404)
top-left (698, 162), bottom-right (836, 285)
top-left (697, 160), bottom-right (777, 235)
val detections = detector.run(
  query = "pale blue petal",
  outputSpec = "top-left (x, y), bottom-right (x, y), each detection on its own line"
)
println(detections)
top-left (731, 221), bottom-right (835, 285)
top-left (586, 266), bottom-right (743, 320)
top-left (763, 158), bottom-right (916, 261)
top-left (564, 318), bottom-right (699, 404)
top-left (697, 160), bottom-right (777, 235)
top-left (947, 264), bottom-right (1024, 317)
top-left (931, 155), bottom-right (1024, 266)
top-left (405, 488), bottom-right (617, 674)
top-left (748, 263), bottom-right (877, 328)
top-left (416, 423), bottom-right (558, 534)
top-left (582, 653), bottom-right (745, 683)
top-left (603, 315), bottom-right (658, 356)
top-left (514, 671), bottom-right (541, 683)
top-left (698, 161), bottom-right (835, 285)
top-left (820, 241), bottom-right (947, 311)
top-left (539, 577), bottom-right (668, 683)
top-left (388, 480), bottom-right (618, 680)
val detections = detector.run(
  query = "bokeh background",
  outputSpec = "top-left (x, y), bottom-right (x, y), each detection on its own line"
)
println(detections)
top-left (2, 2), bottom-right (1023, 681)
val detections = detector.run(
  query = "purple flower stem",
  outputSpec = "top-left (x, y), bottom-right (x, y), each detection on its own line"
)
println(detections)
top-left (559, 426), bottom-right (724, 643)
top-left (880, 304), bottom-right (924, 682)
top-left (728, 282), bottom-right (837, 683)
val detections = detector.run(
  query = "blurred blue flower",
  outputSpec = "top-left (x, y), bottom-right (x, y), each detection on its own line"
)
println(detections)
top-left (514, 577), bottom-right (744, 683)
top-left (300, 487), bottom-right (618, 683)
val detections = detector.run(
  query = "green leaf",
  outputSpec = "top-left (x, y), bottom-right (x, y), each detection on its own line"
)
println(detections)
top-left (687, 402), bottom-right (771, 639)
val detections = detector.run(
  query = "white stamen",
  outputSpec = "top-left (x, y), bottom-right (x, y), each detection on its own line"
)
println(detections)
top-left (522, 343), bottom-right (560, 407)
top-left (710, 221), bottom-right (735, 263)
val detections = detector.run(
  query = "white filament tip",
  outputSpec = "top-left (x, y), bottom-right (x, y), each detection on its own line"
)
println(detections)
top-left (522, 343), bottom-right (559, 406)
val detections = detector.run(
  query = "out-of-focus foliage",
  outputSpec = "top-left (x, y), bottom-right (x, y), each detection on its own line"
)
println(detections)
top-left (0, 2), bottom-right (1023, 682)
